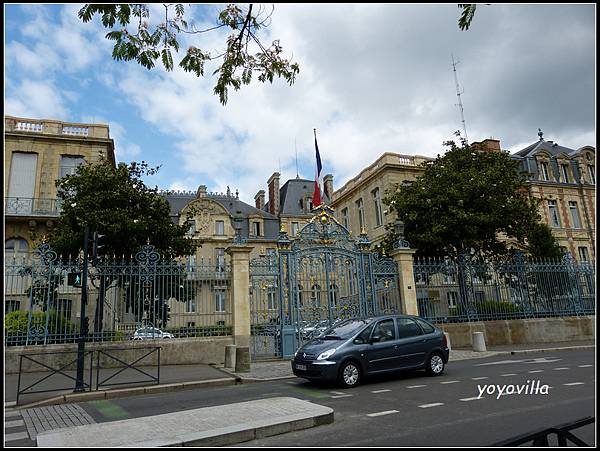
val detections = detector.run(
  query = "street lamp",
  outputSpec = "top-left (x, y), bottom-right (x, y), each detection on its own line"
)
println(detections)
top-left (394, 220), bottom-right (410, 249)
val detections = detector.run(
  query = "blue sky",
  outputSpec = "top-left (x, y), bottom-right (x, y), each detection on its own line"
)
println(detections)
top-left (4, 4), bottom-right (596, 205)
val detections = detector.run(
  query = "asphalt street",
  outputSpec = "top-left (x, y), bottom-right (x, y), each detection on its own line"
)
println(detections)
top-left (4, 348), bottom-right (596, 447)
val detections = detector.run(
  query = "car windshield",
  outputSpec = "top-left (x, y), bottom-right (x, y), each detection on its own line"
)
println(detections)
top-left (321, 319), bottom-right (373, 339)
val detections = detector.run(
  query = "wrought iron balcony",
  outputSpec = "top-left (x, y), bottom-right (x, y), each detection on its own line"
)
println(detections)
top-left (5, 197), bottom-right (63, 216)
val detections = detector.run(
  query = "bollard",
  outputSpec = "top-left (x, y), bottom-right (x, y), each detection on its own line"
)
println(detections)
top-left (444, 332), bottom-right (452, 352)
top-left (472, 331), bottom-right (486, 352)
top-left (234, 346), bottom-right (251, 373)
top-left (224, 345), bottom-right (236, 369)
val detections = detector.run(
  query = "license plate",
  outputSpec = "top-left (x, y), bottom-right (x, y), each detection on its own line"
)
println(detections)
top-left (295, 364), bottom-right (307, 371)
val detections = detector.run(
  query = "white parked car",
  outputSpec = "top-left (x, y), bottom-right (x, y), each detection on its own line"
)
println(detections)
top-left (132, 326), bottom-right (174, 340)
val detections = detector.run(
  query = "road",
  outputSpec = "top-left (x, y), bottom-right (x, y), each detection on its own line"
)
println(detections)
top-left (5, 349), bottom-right (595, 447)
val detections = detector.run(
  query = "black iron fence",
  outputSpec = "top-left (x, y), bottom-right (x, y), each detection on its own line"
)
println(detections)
top-left (415, 252), bottom-right (595, 323)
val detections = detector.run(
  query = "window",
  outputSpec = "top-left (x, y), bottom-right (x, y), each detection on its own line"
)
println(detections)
top-left (539, 162), bottom-right (550, 181)
top-left (568, 201), bottom-right (582, 229)
top-left (297, 284), bottom-right (304, 308)
top-left (414, 318), bottom-right (435, 334)
top-left (215, 220), bottom-right (225, 236)
top-left (311, 284), bottom-right (321, 307)
top-left (215, 289), bottom-right (227, 312)
top-left (59, 155), bottom-right (85, 178)
top-left (547, 200), bottom-right (561, 227)
top-left (307, 197), bottom-right (313, 211)
top-left (187, 220), bottom-right (196, 236)
top-left (186, 298), bottom-right (196, 313)
top-left (354, 323), bottom-right (375, 344)
top-left (8, 153), bottom-right (38, 203)
top-left (356, 198), bottom-right (365, 231)
top-left (372, 319), bottom-right (396, 342)
top-left (267, 285), bottom-right (278, 310)
top-left (578, 247), bottom-right (590, 262)
top-left (588, 165), bottom-right (595, 184)
top-left (5, 300), bottom-right (21, 314)
top-left (372, 188), bottom-right (383, 227)
top-left (215, 248), bottom-right (225, 272)
top-left (397, 318), bottom-right (422, 339)
top-left (561, 164), bottom-right (570, 183)
top-left (186, 254), bottom-right (196, 272)
top-left (341, 208), bottom-right (349, 230)
top-left (5, 238), bottom-right (29, 255)
top-left (329, 284), bottom-right (338, 308)
top-left (252, 221), bottom-right (261, 237)
top-left (291, 222), bottom-right (299, 236)
top-left (447, 291), bottom-right (458, 309)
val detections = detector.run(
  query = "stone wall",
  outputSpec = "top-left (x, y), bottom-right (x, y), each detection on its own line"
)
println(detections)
top-left (5, 336), bottom-right (234, 374)
top-left (436, 316), bottom-right (595, 348)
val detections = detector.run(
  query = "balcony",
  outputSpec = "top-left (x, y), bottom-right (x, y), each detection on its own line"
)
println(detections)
top-left (5, 197), bottom-right (63, 217)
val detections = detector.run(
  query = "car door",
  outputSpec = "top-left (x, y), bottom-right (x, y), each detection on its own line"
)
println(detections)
top-left (365, 318), bottom-right (400, 374)
top-left (394, 318), bottom-right (428, 368)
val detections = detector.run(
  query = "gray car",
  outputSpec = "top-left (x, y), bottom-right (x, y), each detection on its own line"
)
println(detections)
top-left (291, 315), bottom-right (449, 388)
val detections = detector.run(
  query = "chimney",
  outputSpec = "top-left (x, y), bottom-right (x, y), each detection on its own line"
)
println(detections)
top-left (323, 174), bottom-right (334, 202)
top-left (471, 138), bottom-right (501, 153)
top-left (267, 172), bottom-right (280, 215)
top-left (254, 190), bottom-right (265, 210)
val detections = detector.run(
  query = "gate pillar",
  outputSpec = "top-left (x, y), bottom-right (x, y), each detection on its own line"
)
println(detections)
top-left (226, 244), bottom-right (254, 347)
top-left (389, 248), bottom-right (419, 316)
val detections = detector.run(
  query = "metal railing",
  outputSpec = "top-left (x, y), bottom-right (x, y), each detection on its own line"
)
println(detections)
top-left (415, 252), bottom-right (595, 323)
top-left (96, 347), bottom-right (160, 390)
top-left (4, 244), bottom-right (232, 346)
top-left (5, 197), bottom-right (63, 216)
top-left (493, 416), bottom-right (595, 446)
top-left (16, 350), bottom-right (94, 405)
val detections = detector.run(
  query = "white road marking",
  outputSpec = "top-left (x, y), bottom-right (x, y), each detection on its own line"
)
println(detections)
top-left (554, 367), bottom-right (569, 370)
top-left (4, 432), bottom-right (29, 442)
top-left (526, 358), bottom-right (562, 364)
top-left (578, 365), bottom-right (593, 368)
top-left (472, 376), bottom-right (488, 380)
top-left (407, 385), bottom-right (426, 388)
top-left (419, 403), bottom-right (444, 408)
top-left (5, 419), bottom-right (25, 428)
top-left (460, 397), bottom-right (483, 401)
top-left (528, 370), bottom-right (544, 373)
top-left (371, 389), bottom-right (392, 393)
top-left (367, 410), bottom-right (399, 417)
top-left (440, 380), bottom-right (460, 384)
top-left (501, 373), bottom-right (518, 376)
top-left (331, 394), bottom-right (353, 399)
top-left (476, 359), bottom-right (526, 366)
top-left (563, 382), bottom-right (585, 386)
top-left (330, 391), bottom-right (346, 395)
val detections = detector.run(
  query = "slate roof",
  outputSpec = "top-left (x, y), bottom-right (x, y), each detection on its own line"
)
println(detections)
top-left (160, 191), bottom-right (279, 240)
top-left (264, 178), bottom-right (332, 216)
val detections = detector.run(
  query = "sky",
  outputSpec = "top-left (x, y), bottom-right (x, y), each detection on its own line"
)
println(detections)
top-left (4, 3), bottom-right (596, 206)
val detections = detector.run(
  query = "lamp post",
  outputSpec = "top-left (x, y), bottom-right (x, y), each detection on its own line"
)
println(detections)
top-left (394, 220), bottom-right (410, 249)
top-left (74, 226), bottom-right (90, 392)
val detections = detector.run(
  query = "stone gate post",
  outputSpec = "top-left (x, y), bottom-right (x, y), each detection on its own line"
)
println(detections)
top-left (389, 248), bottom-right (419, 316)
top-left (226, 244), bottom-right (253, 347)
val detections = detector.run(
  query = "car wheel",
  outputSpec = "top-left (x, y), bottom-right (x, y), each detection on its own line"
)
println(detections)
top-left (338, 361), bottom-right (361, 388)
top-left (426, 352), bottom-right (445, 376)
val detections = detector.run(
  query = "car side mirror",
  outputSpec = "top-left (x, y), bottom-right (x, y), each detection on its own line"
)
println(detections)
top-left (370, 335), bottom-right (382, 344)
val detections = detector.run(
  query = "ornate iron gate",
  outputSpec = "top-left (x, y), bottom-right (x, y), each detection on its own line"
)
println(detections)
top-left (250, 206), bottom-right (400, 359)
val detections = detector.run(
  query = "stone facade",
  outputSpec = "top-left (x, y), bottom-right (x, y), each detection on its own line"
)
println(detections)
top-left (330, 137), bottom-right (596, 262)
top-left (4, 116), bottom-right (115, 251)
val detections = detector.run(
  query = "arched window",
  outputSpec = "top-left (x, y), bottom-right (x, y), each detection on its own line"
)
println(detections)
top-left (329, 284), bottom-right (338, 308)
top-left (5, 238), bottom-right (29, 258)
top-left (311, 284), bottom-right (321, 307)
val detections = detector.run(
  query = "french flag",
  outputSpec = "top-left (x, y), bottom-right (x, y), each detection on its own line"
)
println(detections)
top-left (313, 129), bottom-right (322, 207)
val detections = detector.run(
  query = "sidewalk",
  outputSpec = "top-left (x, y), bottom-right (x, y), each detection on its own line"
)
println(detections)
top-left (5, 340), bottom-right (595, 409)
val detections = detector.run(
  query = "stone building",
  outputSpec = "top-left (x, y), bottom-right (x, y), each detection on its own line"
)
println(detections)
top-left (330, 135), bottom-right (595, 262)
top-left (4, 115), bottom-right (116, 255)
top-left (330, 153), bottom-right (433, 245)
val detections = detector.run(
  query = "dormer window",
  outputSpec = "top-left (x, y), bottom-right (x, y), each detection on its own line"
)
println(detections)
top-left (561, 164), bottom-right (570, 183)
top-left (252, 221), bottom-right (261, 237)
top-left (540, 162), bottom-right (550, 181)
top-left (588, 165), bottom-right (595, 184)
top-left (215, 220), bottom-right (225, 236)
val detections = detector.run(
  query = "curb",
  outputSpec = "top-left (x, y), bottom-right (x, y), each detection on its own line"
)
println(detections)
top-left (9, 377), bottom-right (238, 409)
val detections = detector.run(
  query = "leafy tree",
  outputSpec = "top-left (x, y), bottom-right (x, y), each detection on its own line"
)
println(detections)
top-left (78, 4), bottom-right (300, 105)
top-left (383, 138), bottom-right (543, 260)
top-left (48, 159), bottom-right (197, 334)
top-left (458, 4), bottom-right (477, 30)
top-left (525, 222), bottom-right (563, 260)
